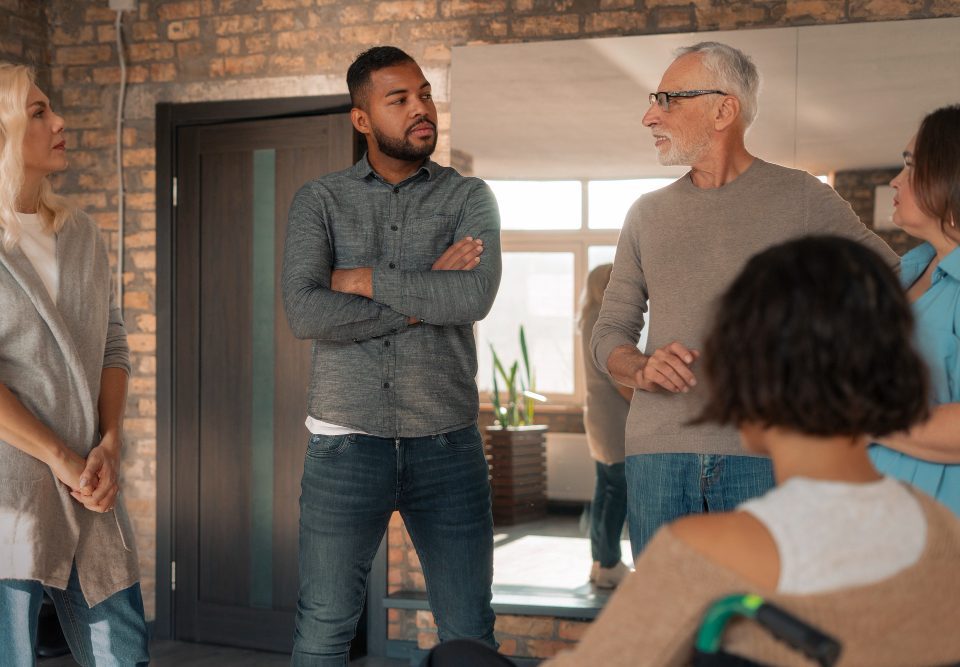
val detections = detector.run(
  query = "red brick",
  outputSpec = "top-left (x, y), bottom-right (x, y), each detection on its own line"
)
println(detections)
top-left (124, 291), bottom-right (150, 311)
top-left (96, 24), bottom-right (116, 44)
top-left (129, 377), bottom-right (156, 395)
top-left (269, 54), bottom-right (307, 72)
top-left (126, 231), bottom-right (156, 249)
top-left (177, 41), bottom-right (204, 59)
top-left (782, 0), bottom-right (846, 22)
top-left (497, 638), bottom-right (518, 655)
top-left (275, 30), bottom-right (312, 51)
top-left (258, 0), bottom-right (313, 8)
top-left (244, 33), bottom-right (273, 53)
top-left (217, 37), bottom-right (241, 54)
top-left (339, 24), bottom-right (398, 45)
top-left (409, 19), bottom-right (472, 41)
top-left (132, 21), bottom-right (159, 41)
top-left (224, 54), bottom-right (267, 75)
top-left (695, 2), bottom-right (768, 29)
top-left (62, 87), bottom-right (100, 108)
top-left (510, 15), bottom-right (580, 38)
top-left (84, 7), bottom-right (117, 22)
top-left (167, 20), bottom-right (200, 41)
top-left (271, 12), bottom-right (299, 30)
top-left (130, 251), bottom-right (156, 270)
top-left (374, 0), bottom-right (438, 21)
top-left (214, 15), bottom-right (266, 35)
top-left (151, 63), bottom-right (178, 82)
top-left (157, 1), bottom-right (201, 20)
top-left (495, 615), bottom-right (555, 638)
top-left (600, 0), bottom-right (634, 7)
top-left (55, 45), bottom-right (112, 66)
top-left (123, 149), bottom-right (154, 168)
top-left (585, 9), bottom-right (647, 33)
top-left (51, 26), bottom-right (95, 46)
top-left (339, 5), bottom-right (371, 23)
top-left (137, 398), bottom-right (157, 416)
top-left (128, 42), bottom-right (175, 61)
top-left (126, 192), bottom-right (156, 210)
top-left (441, 0), bottom-right (508, 16)
top-left (557, 619), bottom-right (589, 641)
top-left (417, 631), bottom-right (439, 649)
top-left (654, 6), bottom-right (694, 30)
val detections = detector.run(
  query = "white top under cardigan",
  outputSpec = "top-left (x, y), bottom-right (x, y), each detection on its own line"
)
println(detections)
top-left (16, 212), bottom-right (58, 303)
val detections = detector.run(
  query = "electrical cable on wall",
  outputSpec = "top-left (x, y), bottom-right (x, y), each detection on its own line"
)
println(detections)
top-left (114, 8), bottom-right (128, 316)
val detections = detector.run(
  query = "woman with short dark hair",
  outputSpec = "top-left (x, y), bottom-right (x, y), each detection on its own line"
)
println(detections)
top-left (424, 236), bottom-right (960, 666)
top-left (869, 104), bottom-right (960, 516)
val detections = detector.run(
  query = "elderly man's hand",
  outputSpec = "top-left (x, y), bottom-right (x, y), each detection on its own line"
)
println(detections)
top-left (638, 341), bottom-right (700, 393)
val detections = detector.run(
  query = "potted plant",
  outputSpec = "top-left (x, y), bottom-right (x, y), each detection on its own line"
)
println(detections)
top-left (486, 325), bottom-right (548, 525)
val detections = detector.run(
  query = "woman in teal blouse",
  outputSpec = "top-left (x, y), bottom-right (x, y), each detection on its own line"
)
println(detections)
top-left (869, 105), bottom-right (960, 515)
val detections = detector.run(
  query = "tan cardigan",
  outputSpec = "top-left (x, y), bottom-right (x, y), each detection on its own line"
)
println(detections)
top-left (0, 212), bottom-right (139, 607)
top-left (546, 492), bottom-right (960, 666)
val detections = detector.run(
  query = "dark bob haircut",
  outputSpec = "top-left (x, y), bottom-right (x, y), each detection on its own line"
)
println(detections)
top-left (913, 104), bottom-right (960, 232)
top-left (696, 235), bottom-right (929, 438)
top-left (347, 45), bottom-right (415, 109)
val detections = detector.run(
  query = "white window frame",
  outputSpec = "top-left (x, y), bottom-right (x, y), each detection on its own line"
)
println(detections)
top-left (483, 180), bottom-right (623, 408)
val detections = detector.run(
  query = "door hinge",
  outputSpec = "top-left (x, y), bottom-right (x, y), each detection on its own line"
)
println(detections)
top-left (172, 177), bottom-right (178, 208)
top-left (171, 560), bottom-right (177, 592)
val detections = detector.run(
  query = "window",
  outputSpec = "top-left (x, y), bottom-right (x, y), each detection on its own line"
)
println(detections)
top-left (477, 179), bottom-right (669, 404)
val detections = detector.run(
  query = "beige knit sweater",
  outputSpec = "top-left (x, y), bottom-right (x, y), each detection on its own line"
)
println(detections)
top-left (591, 159), bottom-right (899, 457)
top-left (546, 492), bottom-right (960, 667)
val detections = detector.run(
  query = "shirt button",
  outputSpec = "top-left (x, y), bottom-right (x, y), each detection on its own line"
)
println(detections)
top-left (389, 262), bottom-right (396, 269)
top-left (393, 187), bottom-right (400, 194)
top-left (383, 382), bottom-right (391, 388)
top-left (390, 225), bottom-right (398, 231)
top-left (390, 328), bottom-right (398, 334)
top-left (384, 340), bottom-right (390, 347)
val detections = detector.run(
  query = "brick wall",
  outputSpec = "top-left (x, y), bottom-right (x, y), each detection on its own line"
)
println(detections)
top-left (834, 166), bottom-right (922, 256)
top-left (0, 0), bottom-right (49, 87)
top-left (35, 0), bottom-right (960, 653)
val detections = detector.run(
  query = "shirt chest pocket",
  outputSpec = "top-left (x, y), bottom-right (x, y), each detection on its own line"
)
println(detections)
top-left (400, 215), bottom-right (458, 271)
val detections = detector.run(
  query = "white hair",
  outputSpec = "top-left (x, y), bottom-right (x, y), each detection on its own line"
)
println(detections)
top-left (675, 42), bottom-right (761, 129)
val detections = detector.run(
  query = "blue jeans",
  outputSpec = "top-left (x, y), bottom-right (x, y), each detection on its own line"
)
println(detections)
top-left (590, 461), bottom-right (627, 568)
top-left (0, 563), bottom-right (148, 667)
top-left (292, 424), bottom-right (496, 666)
top-left (625, 453), bottom-right (774, 559)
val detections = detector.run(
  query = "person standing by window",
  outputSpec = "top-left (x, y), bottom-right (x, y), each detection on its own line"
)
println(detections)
top-left (579, 264), bottom-right (631, 588)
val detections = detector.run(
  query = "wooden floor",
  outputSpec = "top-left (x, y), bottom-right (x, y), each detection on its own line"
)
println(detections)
top-left (40, 640), bottom-right (408, 666)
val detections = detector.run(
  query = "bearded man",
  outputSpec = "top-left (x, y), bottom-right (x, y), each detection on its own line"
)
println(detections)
top-left (281, 46), bottom-right (501, 665)
top-left (590, 42), bottom-right (897, 559)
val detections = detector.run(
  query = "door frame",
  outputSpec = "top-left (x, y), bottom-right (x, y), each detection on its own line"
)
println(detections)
top-left (156, 95), bottom-right (389, 652)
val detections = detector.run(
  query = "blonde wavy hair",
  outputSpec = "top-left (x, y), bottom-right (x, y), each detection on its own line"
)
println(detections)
top-left (0, 63), bottom-right (71, 250)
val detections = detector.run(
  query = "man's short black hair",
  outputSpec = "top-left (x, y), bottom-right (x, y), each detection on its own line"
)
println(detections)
top-left (347, 46), bottom-right (416, 109)
top-left (697, 235), bottom-right (929, 438)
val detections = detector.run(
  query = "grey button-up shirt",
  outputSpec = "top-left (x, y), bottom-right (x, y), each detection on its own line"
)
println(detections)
top-left (281, 155), bottom-right (502, 438)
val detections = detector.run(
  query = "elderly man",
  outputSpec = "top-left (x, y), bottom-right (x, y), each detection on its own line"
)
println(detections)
top-left (591, 42), bottom-right (897, 558)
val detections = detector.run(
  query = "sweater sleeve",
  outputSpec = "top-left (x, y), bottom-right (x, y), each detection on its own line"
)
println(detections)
top-left (804, 175), bottom-right (900, 267)
top-left (281, 182), bottom-right (411, 342)
top-left (98, 230), bottom-right (130, 374)
top-left (371, 180), bottom-right (502, 326)
top-left (544, 528), bottom-right (743, 667)
top-left (590, 201), bottom-right (650, 376)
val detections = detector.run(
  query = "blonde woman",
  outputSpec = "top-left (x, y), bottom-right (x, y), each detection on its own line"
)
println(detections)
top-left (579, 264), bottom-right (632, 588)
top-left (0, 64), bottom-right (147, 665)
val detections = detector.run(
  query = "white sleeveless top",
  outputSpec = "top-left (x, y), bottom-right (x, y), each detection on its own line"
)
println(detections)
top-left (739, 476), bottom-right (926, 594)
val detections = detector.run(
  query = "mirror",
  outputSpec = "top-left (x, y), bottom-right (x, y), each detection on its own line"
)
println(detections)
top-left (449, 17), bottom-right (960, 607)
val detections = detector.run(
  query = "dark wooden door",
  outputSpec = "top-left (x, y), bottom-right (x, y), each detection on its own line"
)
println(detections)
top-left (173, 114), bottom-right (355, 651)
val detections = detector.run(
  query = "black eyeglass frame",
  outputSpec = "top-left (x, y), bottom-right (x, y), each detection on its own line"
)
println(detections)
top-left (648, 90), bottom-right (728, 111)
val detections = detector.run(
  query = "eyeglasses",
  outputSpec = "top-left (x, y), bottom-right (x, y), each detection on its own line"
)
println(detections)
top-left (648, 90), bottom-right (727, 111)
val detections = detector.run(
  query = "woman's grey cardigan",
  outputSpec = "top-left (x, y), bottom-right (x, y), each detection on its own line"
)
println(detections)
top-left (0, 211), bottom-right (139, 606)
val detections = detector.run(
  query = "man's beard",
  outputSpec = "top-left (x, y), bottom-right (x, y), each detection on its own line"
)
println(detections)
top-left (372, 118), bottom-right (437, 162)
top-left (656, 126), bottom-right (711, 166)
